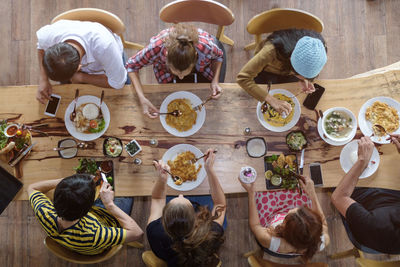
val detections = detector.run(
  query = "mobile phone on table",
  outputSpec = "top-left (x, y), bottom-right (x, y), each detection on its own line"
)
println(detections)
top-left (303, 83), bottom-right (325, 110)
top-left (44, 94), bottom-right (61, 117)
top-left (309, 163), bottom-right (323, 186)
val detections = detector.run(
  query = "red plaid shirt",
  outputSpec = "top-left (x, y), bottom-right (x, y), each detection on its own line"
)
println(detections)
top-left (125, 28), bottom-right (223, 83)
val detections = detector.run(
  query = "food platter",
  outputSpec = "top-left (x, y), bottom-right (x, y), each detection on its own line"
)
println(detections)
top-left (64, 95), bottom-right (110, 141)
top-left (0, 121), bottom-right (32, 159)
top-left (159, 91), bottom-right (206, 137)
top-left (256, 89), bottom-right (301, 132)
top-left (161, 144), bottom-right (207, 191)
top-left (358, 96), bottom-right (400, 144)
top-left (340, 140), bottom-right (380, 179)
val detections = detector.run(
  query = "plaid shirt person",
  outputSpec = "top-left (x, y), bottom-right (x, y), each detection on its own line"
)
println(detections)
top-left (125, 28), bottom-right (223, 83)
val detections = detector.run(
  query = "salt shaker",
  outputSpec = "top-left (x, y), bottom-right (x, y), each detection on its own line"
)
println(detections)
top-left (149, 139), bottom-right (158, 147)
top-left (244, 127), bottom-right (251, 135)
top-left (133, 158), bottom-right (142, 165)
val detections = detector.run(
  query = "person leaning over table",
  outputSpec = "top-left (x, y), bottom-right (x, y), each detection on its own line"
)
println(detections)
top-left (125, 24), bottom-right (224, 118)
top-left (236, 29), bottom-right (327, 115)
top-left (239, 174), bottom-right (330, 262)
top-left (35, 20), bottom-right (128, 104)
top-left (27, 174), bottom-right (144, 255)
top-left (331, 136), bottom-right (400, 254)
top-left (147, 149), bottom-right (226, 267)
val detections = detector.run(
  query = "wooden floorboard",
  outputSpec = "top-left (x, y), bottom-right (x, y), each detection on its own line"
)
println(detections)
top-left (1, 0), bottom-right (400, 266)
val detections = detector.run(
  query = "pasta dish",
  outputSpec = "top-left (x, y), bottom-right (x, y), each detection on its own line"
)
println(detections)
top-left (263, 94), bottom-right (295, 127)
top-left (167, 151), bottom-right (201, 185)
top-left (166, 99), bottom-right (197, 132)
top-left (365, 101), bottom-right (399, 136)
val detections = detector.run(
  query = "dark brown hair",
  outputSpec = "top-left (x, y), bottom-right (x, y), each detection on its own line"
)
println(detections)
top-left (165, 24), bottom-right (199, 71)
top-left (275, 206), bottom-right (323, 261)
top-left (162, 202), bottom-right (225, 267)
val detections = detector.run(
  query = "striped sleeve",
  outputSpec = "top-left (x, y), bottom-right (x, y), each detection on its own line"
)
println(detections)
top-left (29, 191), bottom-right (58, 236)
top-left (93, 225), bottom-right (126, 249)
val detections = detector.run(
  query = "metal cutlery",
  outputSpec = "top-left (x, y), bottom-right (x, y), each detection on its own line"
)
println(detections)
top-left (186, 149), bottom-right (218, 165)
top-left (193, 95), bottom-right (213, 111)
top-left (70, 89), bottom-right (80, 121)
top-left (158, 110), bottom-right (182, 117)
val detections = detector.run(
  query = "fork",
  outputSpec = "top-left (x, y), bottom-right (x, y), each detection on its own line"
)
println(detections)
top-left (193, 95), bottom-right (213, 111)
top-left (185, 149), bottom-right (218, 165)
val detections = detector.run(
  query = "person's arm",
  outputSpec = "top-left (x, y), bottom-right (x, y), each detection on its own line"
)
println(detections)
top-left (128, 72), bottom-right (159, 118)
top-left (236, 44), bottom-right (291, 115)
top-left (331, 136), bottom-right (374, 217)
top-left (239, 179), bottom-right (272, 248)
top-left (36, 49), bottom-right (53, 104)
top-left (27, 178), bottom-right (63, 196)
top-left (147, 160), bottom-right (169, 225)
top-left (388, 134), bottom-right (400, 153)
top-left (299, 176), bottom-right (330, 247)
top-left (210, 61), bottom-right (222, 99)
top-left (70, 72), bottom-right (112, 88)
top-left (203, 149), bottom-right (226, 225)
top-left (100, 182), bottom-right (143, 242)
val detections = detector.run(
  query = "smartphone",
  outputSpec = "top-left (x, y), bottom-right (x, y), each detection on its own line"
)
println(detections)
top-left (44, 94), bottom-right (61, 117)
top-left (303, 83), bottom-right (325, 110)
top-left (309, 163), bottom-right (323, 186)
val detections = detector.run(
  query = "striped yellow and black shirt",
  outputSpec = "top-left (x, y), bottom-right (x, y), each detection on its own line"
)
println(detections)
top-left (30, 191), bottom-right (126, 255)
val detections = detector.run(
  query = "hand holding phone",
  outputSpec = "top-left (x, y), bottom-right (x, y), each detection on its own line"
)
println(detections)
top-left (44, 94), bottom-right (61, 117)
top-left (303, 83), bottom-right (325, 110)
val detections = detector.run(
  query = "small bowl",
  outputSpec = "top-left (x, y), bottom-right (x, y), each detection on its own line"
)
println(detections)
top-left (322, 107), bottom-right (357, 143)
top-left (103, 137), bottom-right (123, 158)
top-left (125, 139), bottom-right (142, 157)
top-left (4, 124), bottom-right (19, 138)
top-left (246, 137), bottom-right (267, 158)
top-left (286, 130), bottom-right (308, 151)
top-left (58, 138), bottom-right (77, 159)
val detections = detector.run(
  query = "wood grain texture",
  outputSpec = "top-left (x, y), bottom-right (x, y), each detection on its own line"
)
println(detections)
top-left (1, 1), bottom-right (400, 266)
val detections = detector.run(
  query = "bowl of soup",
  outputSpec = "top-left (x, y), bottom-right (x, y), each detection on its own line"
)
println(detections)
top-left (322, 107), bottom-right (357, 142)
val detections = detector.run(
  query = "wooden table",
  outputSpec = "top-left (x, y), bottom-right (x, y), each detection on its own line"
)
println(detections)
top-left (1, 70), bottom-right (400, 200)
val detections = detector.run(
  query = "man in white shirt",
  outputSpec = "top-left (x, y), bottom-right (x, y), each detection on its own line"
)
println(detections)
top-left (36, 20), bottom-right (127, 103)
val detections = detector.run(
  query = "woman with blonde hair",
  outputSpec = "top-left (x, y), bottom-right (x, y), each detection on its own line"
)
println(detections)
top-left (126, 24), bottom-right (225, 118)
top-left (147, 149), bottom-right (226, 267)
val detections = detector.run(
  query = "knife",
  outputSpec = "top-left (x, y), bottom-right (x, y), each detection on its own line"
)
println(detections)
top-left (9, 142), bottom-right (36, 167)
top-left (299, 148), bottom-right (305, 175)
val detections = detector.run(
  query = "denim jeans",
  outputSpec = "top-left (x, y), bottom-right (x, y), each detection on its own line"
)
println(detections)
top-left (94, 197), bottom-right (133, 215)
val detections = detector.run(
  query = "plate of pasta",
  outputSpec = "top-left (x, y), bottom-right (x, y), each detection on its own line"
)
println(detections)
top-left (256, 89), bottom-right (301, 132)
top-left (162, 144), bottom-right (207, 191)
top-left (159, 91), bottom-right (206, 137)
top-left (358, 97), bottom-right (400, 144)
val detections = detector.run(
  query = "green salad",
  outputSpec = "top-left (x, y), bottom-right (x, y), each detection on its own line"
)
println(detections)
top-left (0, 121), bottom-right (8, 150)
top-left (89, 118), bottom-right (106, 133)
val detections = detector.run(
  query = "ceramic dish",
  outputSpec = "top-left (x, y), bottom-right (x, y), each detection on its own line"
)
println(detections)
top-left (317, 118), bottom-right (356, 146)
top-left (322, 107), bottom-right (357, 143)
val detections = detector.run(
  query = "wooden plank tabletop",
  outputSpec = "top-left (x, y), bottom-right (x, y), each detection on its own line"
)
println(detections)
top-left (1, 70), bottom-right (400, 200)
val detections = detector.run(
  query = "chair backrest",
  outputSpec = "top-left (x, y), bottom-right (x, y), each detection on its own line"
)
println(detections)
top-left (246, 252), bottom-right (328, 267)
top-left (142, 251), bottom-right (168, 267)
top-left (356, 257), bottom-right (400, 267)
top-left (159, 0), bottom-right (234, 26)
top-left (247, 8), bottom-right (323, 35)
top-left (44, 236), bottom-right (123, 264)
top-left (51, 8), bottom-right (125, 35)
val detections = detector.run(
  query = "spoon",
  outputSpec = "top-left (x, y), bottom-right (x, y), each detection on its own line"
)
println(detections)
top-left (373, 124), bottom-right (389, 136)
top-left (158, 110), bottom-right (182, 117)
top-left (70, 89), bottom-right (80, 121)
top-left (162, 168), bottom-right (182, 183)
top-left (186, 149), bottom-right (218, 165)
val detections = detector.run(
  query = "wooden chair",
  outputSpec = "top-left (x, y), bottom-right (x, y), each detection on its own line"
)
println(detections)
top-left (159, 0), bottom-right (235, 46)
top-left (356, 257), bottom-right (400, 267)
top-left (142, 250), bottom-right (222, 267)
top-left (43, 236), bottom-right (123, 264)
top-left (51, 8), bottom-right (144, 50)
top-left (244, 8), bottom-right (324, 51)
top-left (243, 249), bottom-right (328, 267)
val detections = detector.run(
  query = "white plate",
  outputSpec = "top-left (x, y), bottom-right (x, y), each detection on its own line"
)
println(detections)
top-left (358, 96), bottom-right (400, 144)
top-left (317, 118), bottom-right (355, 146)
top-left (64, 95), bottom-right (110, 141)
top-left (162, 144), bottom-right (207, 191)
top-left (160, 91), bottom-right (206, 137)
top-left (256, 89), bottom-right (301, 132)
top-left (340, 140), bottom-right (380, 178)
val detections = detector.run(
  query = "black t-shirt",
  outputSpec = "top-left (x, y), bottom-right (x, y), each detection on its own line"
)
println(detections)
top-left (345, 188), bottom-right (400, 254)
top-left (146, 218), bottom-right (224, 267)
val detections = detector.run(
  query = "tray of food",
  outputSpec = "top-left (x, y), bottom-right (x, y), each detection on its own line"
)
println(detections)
top-left (264, 154), bottom-right (300, 191)
top-left (74, 158), bottom-right (114, 190)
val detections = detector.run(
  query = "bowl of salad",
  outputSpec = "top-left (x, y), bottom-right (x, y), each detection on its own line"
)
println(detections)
top-left (103, 137), bottom-right (123, 158)
top-left (322, 107), bottom-right (357, 143)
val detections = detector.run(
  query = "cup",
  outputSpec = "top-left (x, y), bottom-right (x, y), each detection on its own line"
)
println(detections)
top-left (239, 166), bottom-right (257, 184)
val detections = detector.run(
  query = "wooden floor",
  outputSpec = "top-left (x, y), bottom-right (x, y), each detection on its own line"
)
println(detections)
top-left (1, 0), bottom-right (400, 266)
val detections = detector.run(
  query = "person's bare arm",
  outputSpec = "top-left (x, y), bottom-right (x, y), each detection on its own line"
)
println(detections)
top-left (37, 49), bottom-right (53, 104)
top-left (100, 182), bottom-right (143, 242)
top-left (331, 136), bottom-right (374, 217)
top-left (27, 178), bottom-right (63, 196)
top-left (70, 72), bottom-right (112, 88)
top-left (128, 72), bottom-right (159, 118)
top-left (147, 160), bottom-right (169, 225)
top-left (204, 149), bottom-right (226, 225)
top-left (210, 61), bottom-right (222, 99)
